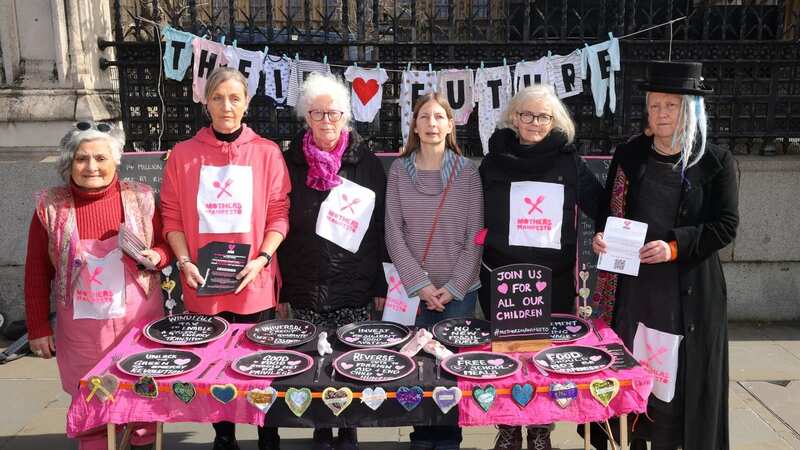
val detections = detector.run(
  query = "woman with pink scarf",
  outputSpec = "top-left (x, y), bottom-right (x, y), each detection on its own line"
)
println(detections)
top-left (276, 72), bottom-right (388, 450)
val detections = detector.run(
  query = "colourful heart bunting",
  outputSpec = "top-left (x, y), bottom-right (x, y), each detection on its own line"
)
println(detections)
top-left (511, 383), bottom-right (534, 409)
top-left (472, 385), bottom-right (496, 412)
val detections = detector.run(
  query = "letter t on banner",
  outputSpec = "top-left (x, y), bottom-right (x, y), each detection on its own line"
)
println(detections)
top-left (475, 65), bottom-right (512, 155)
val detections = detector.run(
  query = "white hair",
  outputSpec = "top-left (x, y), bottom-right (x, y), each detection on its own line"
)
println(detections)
top-left (647, 92), bottom-right (708, 172)
top-left (295, 72), bottom-right (352, 126)
top-left (500, 84), bottom-right (576, 143)
top-left (56, 125), bottom-right (125, 183)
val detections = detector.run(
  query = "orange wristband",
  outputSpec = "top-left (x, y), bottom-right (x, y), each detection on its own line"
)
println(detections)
top-left (668, 241), bottom-right (678, 261)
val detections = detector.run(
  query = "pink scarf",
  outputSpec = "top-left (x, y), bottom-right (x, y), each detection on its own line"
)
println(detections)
top-left (302, 129), bottom-right (350, 191)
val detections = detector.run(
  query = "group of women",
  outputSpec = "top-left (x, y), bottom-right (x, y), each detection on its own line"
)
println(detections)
top-left (24, 60), bottom-right (738, 450)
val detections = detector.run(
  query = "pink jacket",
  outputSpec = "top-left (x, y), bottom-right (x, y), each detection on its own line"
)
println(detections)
top-left (160, 125), bottom-right (291, 315)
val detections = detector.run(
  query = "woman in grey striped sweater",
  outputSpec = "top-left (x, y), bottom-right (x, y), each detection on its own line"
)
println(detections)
top-left (385, 93), bottom-right (484, 450)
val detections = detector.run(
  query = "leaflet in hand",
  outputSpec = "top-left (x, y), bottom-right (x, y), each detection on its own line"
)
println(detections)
top-left (118, 225), bottom-right (155, 270)
top-left (596, 217), bottom-right (648, 276)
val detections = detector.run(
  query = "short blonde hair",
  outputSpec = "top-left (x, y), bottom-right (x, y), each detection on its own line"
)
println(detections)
top-left (56, 123), bottom-right (125, 183)
top-left (295, 72), bottom-right (352, 126)
top-left (203, 67), bottom-right (249, 103)
top-left (500, 84), bottom-right (576, 143)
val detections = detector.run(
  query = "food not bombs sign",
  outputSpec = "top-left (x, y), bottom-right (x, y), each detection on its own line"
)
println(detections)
top-left (490, 263), bottom-right (552, 341)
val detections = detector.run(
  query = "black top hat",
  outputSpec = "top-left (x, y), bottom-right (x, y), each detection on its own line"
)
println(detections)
top-left (639, 61), bottom-right (713, 96)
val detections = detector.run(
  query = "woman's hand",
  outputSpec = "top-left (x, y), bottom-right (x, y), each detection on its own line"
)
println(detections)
top-left (235, 257), bottom-right (268, 294)
top-left (181, 261), bottom-right (205, 289)
top-left (592, 232), bottom-right (608, 255)
top-left (29, 335), bottom-right (56, 359)
top-left (373, 297), bottom-right (386, 312)
top-left (640, 240), bottom-right (672, 264)
top-left (139, 249), bottom-right (162, 268)
top-left (432, 287), bottom-right (454, 307)
top-left (418, 285), bottom-right (445, 312)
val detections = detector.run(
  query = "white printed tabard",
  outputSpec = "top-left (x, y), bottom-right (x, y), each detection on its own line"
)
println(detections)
top-left (381, 263), bottom-right (421, 326)
top-left (72, 249), bottom-right (126, 320)
top-left (197, 165), bottom-right (253, 234)
top-left (633, 322), bottom-right (683, 403)
top-left (315, 177), bottom-right (376, 253)
top-left (508, 181), bottom-right (564, 249)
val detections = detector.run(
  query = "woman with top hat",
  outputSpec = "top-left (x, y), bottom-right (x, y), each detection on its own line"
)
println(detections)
top-left (592, 61), bottom-right (739, 450)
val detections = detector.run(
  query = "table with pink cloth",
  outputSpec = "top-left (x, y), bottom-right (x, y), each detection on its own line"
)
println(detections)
top-left (67, 319), bottom-right (653, 437)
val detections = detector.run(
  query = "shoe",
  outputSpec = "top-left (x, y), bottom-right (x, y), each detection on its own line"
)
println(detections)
top-left (492, 426), bottom-right (522, 450)
top-left (525, 426), bottom-right (552, 450)
top-left (335, 428), bottom-right (359, 450)
top-left (258, 427), bottom-right (281, 450)
top-left (213, 436), bottom-right (241, 450)
top-left (312, 428), bottom-right (335, 450)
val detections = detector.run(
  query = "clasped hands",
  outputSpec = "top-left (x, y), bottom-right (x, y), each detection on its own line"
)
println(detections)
top-left (418, 285), bottom-right (454, 312)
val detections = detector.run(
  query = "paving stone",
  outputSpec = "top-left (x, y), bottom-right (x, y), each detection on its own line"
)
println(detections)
top-left (730, 341), bottom-right (800, 381)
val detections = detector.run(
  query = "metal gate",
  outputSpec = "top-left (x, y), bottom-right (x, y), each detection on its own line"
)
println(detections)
top-left (102, 0), bottom-right (800, 156)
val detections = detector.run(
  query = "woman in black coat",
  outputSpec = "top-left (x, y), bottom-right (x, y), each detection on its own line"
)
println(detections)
top-left (479, 84), bottom-right (602, 450)
top-left (275, 73), bottom-right (388, 450)
top-left (593, 61), bottom-right (739, 450)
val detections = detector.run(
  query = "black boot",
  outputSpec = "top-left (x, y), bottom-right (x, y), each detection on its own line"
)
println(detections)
top-left (312, 428), bottom-right (335, 450)
top-left (258, 426), bottom-right (281, 450)
top-left (212, 435), bottom-right (241, 450)
top-left (335, 428), bottom-right (359, 450)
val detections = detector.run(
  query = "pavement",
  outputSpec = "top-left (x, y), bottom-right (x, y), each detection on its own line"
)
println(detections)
top-left (1, 321), bottom-right (799, 450)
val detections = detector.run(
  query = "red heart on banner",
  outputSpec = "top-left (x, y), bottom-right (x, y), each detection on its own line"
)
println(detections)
top-left (353, 77), bottom-right (380, 105)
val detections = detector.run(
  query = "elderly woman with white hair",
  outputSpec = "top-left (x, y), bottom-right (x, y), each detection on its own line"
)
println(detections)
top-left (478, 84), bottom-right (602, 450)
top-left (276, 72), bottom-right (387, 450)
top-left (592, 61), bottom-right (738, 450)
top-left (24, 122), bottom-right (171, 450)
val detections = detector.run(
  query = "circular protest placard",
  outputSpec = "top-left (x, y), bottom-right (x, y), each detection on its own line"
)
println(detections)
top-left (432, 318), bottom-right (492, 347)
top-left (117, 349), bottom-right (202, 377)
top-left (533, 345), bottom-right (613, 375)
top-left (336, 321), bottom-right (411, 348)
top-left (440, 351), bottom-right (520, 380)
top-left (246, 319), bottom-right (317, 348)
top-left (549, 314), bottom-right (591, 342)
top-left (143, 314), bottom-right (229, 346)
top-left (232, 350), bottom-right (314, 378)
top-left (333, 348), bottom-right (415, 382)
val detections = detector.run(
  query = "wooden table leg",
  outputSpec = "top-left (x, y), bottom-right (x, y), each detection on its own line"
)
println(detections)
top-left (154, 422), bottom-right (164, 450)
top-left (620, 415), bottom-right (628, 449)
top-left (584, 422), bottom-right (591, 450)
top-left (119, 425), bottom-right (132, 450)
top-left (107, 423), bottom-right (116, 450)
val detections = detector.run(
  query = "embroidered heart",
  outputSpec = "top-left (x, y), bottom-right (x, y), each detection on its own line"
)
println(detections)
top-left (566, 325), bottom-right (582, 333)
top-left (247, 387), bottom-right (277, 413)
top-left (88, 374), bottom-right (119, 402)
top-left (472, 385), bottom-right (496, 412)
top-left (590, 355), bottom-right (603, 362)
top-left (579, 270), bottom-right (589, 282)
top-left (361, 387), bottom-right (387, 411)
top-left (322, 387), bottom-right (354, 416)
top-left (161, 266), bottom-right (173, 277)
top-left (210, 384), bottom-right (238, 404)
top-left (352, 77), bottom-right (380, 105)
top-left (535, 281), bottom-right (548, 292)
top-left (589, 378), bottom-right (620, 407)
top-left (396, 386), bottom-right (424, 411)
top-left (161, 279), bottom-right (176, 293)
top-left (578, 287), bottom-right (591, 299)
top-left (496, 283), bottom-right (509, 294)
top-left (578, 305), bottom-right (593, 318)
top-left (172, 382), bottom-right (196, 404)
top-left (340, 362), bottom-right (354, 370)
top-left (174, 358), bottom-right (191, 366)
top-left (285, 387), bottom-right (312, 417)
top-left (432, 386), bottom-right (462, 414)
top-left (487, 358), bottom-right (504, 367)
top-left (133, 376), bottom-right (158, 399)
top-left (549, 382), bottom-right (577, 409)
top-left (511, 383), bottom-right (535, 409)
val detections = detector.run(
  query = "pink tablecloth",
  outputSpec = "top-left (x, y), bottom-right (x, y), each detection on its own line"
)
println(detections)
top-left (457, 320), bottom-right (654, 426)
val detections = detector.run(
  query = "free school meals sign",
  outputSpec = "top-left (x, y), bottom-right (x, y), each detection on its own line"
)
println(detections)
top-left (490, 263), bottom-right (552, 345)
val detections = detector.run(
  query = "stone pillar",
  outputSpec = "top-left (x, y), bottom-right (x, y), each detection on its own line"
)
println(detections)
top-left (0, 0), bottom-right (120, 152)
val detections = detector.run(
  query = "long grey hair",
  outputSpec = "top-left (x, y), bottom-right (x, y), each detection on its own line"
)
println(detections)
top-left (648, 92), bottom-right (708, 173)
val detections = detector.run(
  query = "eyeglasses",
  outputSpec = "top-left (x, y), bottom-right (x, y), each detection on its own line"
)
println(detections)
top-left (308, 110), bottom-right (344, 122)
top-left (517, 112), bottom-right (553, 125)
top-left (76, 121), bottom-right (113, 133)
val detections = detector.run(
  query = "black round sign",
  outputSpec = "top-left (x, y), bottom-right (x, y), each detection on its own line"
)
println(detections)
top-left (337, 321), bottom-right (411, 348)
top-left (334, 348), bottom-right (415, 382)
top-left (246, 319), bottom-right (317, 348)
top-left (441, 351), bottom-right (520, 380)
top-left (143, 314), bottom-right (229, 346)
top-left (432, 317), bottom-right (491, 347)
top-left (232, 350), bottom-right (314, 378)
top-left (550, 314), bottom-right (591, 342)
top-left (117, 349), bottom-right (202, 377)
top-left (533, 345), bottom-right (614, 375)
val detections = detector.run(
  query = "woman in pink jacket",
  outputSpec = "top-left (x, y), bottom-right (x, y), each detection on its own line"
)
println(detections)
top-left (160, 67), bottom-right (291, 450)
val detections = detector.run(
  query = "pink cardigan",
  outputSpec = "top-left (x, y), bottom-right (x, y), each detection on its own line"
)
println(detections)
top-left (160, 125), bottom-right (291, 314)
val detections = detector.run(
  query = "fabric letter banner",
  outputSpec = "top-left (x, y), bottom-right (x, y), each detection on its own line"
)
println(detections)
top-left (344, 66), bottom-right (389, 123)
top-left (223, 47), bottom-right (264, 100)
top-left (161, 25), bottom-right (195, 81)
top-left (192, 39), bottom-right (229, 104)
top-left (584, 38), bottom-right (621, 117)
top-left (286, 59), bottom-right (332, 107)
top-left (400, 70), bottom-right (439, 145)
top-left (547, 49), bottom-right (586, 99)
top-left (438, 69), bottom-right (475, 126)
top-left (475, 65), bottom-right (512, 155)
top-left (513, 58), bottom-right (550, 93)
top-left (262, 54), bottom-right (293, 105)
